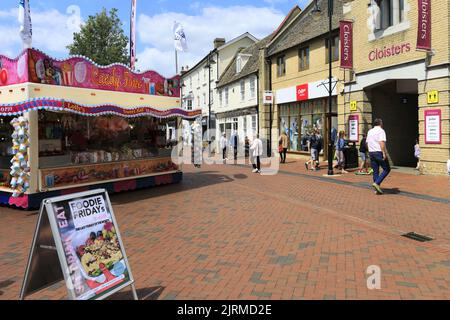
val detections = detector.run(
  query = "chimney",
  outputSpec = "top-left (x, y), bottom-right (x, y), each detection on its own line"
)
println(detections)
top-left (214, 38), bottom-right (226, 49)
top-left (181, 66), bottom-right (189, 76)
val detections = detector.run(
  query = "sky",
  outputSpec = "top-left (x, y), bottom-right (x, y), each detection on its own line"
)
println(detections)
top-left (0, 0), bottom-right (310, 77)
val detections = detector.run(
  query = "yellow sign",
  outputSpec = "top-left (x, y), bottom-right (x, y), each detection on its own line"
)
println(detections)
top-left (350, 101), bottom-right (357, 112)
top-left (427, 91), bottom-right (439, 104)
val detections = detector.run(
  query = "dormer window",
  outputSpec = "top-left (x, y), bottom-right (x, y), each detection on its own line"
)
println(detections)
top-left (236, 56), bottom-right (242, 73)
top-left (236, 53), bottom-right (251, 74)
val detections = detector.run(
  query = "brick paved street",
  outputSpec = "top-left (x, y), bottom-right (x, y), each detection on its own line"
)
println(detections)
top-left (0, 161), bottom-right (449, 300)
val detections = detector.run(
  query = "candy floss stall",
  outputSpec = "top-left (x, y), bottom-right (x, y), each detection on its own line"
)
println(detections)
top-left (0, 49), bottom-right (200, 209)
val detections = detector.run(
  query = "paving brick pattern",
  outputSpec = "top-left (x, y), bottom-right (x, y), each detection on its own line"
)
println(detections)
top-left (0, 162), bottom-right (448, 300)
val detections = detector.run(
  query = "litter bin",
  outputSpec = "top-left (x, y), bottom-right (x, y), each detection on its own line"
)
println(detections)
top-left (344, 141), bottom-right (359, 169)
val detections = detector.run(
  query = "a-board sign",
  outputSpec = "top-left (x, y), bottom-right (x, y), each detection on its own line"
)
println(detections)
top-left (20, 189), bottom-right (138, 300)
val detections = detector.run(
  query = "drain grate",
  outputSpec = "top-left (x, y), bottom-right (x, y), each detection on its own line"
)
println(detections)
top-left (402, 232), bottom-right (433, 242)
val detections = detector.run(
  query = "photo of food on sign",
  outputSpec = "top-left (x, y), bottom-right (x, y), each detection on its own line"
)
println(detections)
top-left (74, 222), bottom-right (124, 278)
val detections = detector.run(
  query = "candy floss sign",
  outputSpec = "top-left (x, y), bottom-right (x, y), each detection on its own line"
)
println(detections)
top-left (1, 49), bottom-right (180, 97)
top-left (0, 51), bottom-right (30, 86)
top-left (417, 0), bottom-right (431, 50)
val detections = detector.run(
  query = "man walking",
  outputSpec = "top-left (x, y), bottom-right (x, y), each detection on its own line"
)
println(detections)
top-left (220, 133), bottom-right (228, 163)
top-left (367, 119), bottom-right (391, 194)
top-left (279, 131), bottom-right (289, 164)
top-left (250, 134), bottom-right (263, 173)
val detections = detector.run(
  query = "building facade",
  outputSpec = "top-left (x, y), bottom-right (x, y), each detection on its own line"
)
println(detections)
top-left (343, 0), bottom-right (450, 174)
top-left (265, 0), bottom-right (345, 158)
top-left (180, 33), bottom-right (258, 143)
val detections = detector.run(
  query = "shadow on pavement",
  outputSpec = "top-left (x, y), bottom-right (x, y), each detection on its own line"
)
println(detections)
top-left (107, 286), bottom-right (165, 300)
top-left (382, 188), bottom-right (401, 195)
top-left (110, 171), bottom-right (240, 206)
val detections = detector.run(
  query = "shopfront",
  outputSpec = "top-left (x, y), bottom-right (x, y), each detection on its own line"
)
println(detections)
top-left (0, 49), bottom-right (201, 208)
top-left (276, 79), bottom-right (338, 155)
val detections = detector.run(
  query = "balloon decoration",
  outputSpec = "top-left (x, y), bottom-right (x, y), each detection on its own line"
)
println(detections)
top-left (0, 67), bottom-right (8, 84)
top-left (10, 117), bottom-right (31, 198)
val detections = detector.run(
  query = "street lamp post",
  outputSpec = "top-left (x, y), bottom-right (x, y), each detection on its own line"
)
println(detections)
top-left (312, 0), bottom-right (335, 176)
top-left (204, 52), bottom-right (216, 155)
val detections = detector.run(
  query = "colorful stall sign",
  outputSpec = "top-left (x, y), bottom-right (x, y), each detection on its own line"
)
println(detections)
top-left (425, 109), bottom-right (441, 144)
top-left (20, 189), bottom-right (137, 300)
top-left (0, 98), bottom-right (201, 119)
top-left (0, 49), bottom-right (180, 97)
top-left (41, 158), bottom-right (179, 190)
top-left (348, 115), bottom-right (359, 142)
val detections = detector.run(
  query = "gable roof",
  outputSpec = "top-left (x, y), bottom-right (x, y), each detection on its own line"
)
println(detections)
top-left (267, 0), bottom-right (344, 57)
top-left (216, 36), bottom-right (272, 88)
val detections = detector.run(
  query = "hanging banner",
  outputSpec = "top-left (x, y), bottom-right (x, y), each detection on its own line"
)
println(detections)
top-left (340, 20), bottom-right (353, 69)
top-left (417, 0), bottom-right (431, 50)
top-left (20, 189), bottom-right (138, 300)
top-left (130, 0), bottom-right (137, 70)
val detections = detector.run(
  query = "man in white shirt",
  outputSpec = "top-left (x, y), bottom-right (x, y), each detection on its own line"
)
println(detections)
top-left (367, 119), bottom-right (391, 194)
top-left (250, 134), bottom-right (263, 173)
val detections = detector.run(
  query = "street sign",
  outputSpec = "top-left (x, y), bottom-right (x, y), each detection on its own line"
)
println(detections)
top-left (427, 90), bottom-right (439, 104)
top-left (350, 101), bottom-right (358, 112)
top-left (263, 91), bottom-right (273, 104)
top-left (20, 189), bottom-right (138, 300)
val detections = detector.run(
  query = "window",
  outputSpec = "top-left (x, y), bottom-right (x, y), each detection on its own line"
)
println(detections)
top-left (250, 77), bottom-right (256, 99)
top-left (225, 87), bottom-right (229, 106)
top-left (277, 55), bottom-right (286, 77)
top-left (197, 96), bottom-right (200, 107)
top-left (251, 115), bottom-right (257, 135)
top-left (375, 0), bottom-right (406, 30)
top-left (325, 35), bottom-right (339, 63)
top-left (204, 68), bottom-right (207, 82)
top-left (219, 90), bottom-right (223, 107)
top-left (236, 56), bottom-right (242, 73)
top-left (243, 116), bottom-right (248, 136)
top-left (299, 46), bottom-right (310, 71)
top-left (210, 90), bottom-right (214, 104)
top-left (189, 76), bottom-right (192, 88)
top-left (240, 80), bottom-right (245, 101)
top-left (203, 93), bottom-right (206, 106)
top-left (187, 100), bottom-right (193, 111)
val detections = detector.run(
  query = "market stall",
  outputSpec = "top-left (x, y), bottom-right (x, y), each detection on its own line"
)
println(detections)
top-left (0, 49), bottom-right (201, 209)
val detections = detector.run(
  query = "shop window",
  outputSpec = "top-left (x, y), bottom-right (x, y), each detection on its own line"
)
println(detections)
top-left (299, 46), bottom-right (310, 71)
top-left (277, 55), bottom-right (286, 77)
top-left (37, 111), bottom-right (178, 171)
top-left (251, 115), bottom-right (257, 134)
top-left (240, 80), bottom-right (246, 101)
top-left (325, 35), bottom-right (340, 64)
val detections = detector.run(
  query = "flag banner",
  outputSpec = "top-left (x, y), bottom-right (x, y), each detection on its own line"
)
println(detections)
top-left (19, 0), bottom-right (32, 49)
top-left (340, 20), bottom-right (353, 69)
top-left (173, 21), bottom-right (188, 52)
top-left (417, 0), bottom-right (431, 50)
top-left (130, 0), bottom-right (137, 70)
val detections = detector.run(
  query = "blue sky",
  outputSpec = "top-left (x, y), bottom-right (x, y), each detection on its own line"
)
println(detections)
top-left (1, 0), bottom-right (310, 76)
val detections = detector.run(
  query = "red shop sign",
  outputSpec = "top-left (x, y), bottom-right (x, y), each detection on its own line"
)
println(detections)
top-left (296, 84), bottom-right (309, 101)
top-left (417, 0), bottom-right (432, 51)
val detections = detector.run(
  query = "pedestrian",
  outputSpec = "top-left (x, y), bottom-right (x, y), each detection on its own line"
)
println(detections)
top-left (305, 130), bottom-right (320, 171)
top-left (231, 131), bottom-right (239, 161)
top-left (358, 133), bottom-right (369, 174)
top-left (316, 130), bottom-right (324, 169)
top-left (279, 131), bottom-right (288, 164)
top-left (414, 138), bottom-right (421, 170)
top-left (250, 134), bottom-right (263, 173)
top-left (367, 119), bottom-right (391, 195)
top-left (220, 133), bottom-right (228, 163)
top-left (244, 136), bottom-right (250, 159)
top-left (337, 131), bottom-right (349, 174)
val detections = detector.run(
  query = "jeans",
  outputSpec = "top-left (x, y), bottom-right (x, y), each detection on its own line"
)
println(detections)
top-left (280, 148), bottom-right (287, 163)
top-left (252, 156), bottom-right (261, 171)
top-left (222, 148), bottom-right (227, 160)
top-left (370, 152), bottom-right (391, 186)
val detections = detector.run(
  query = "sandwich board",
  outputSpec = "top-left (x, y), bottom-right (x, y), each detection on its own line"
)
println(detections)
top-left (20, 189), bottom-right (138, 300)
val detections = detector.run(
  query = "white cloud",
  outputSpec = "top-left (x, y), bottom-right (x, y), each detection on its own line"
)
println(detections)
top-left (136, 5), bottom-right (286, 77)
top-left (0, 7), bottom-right (82, 57)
